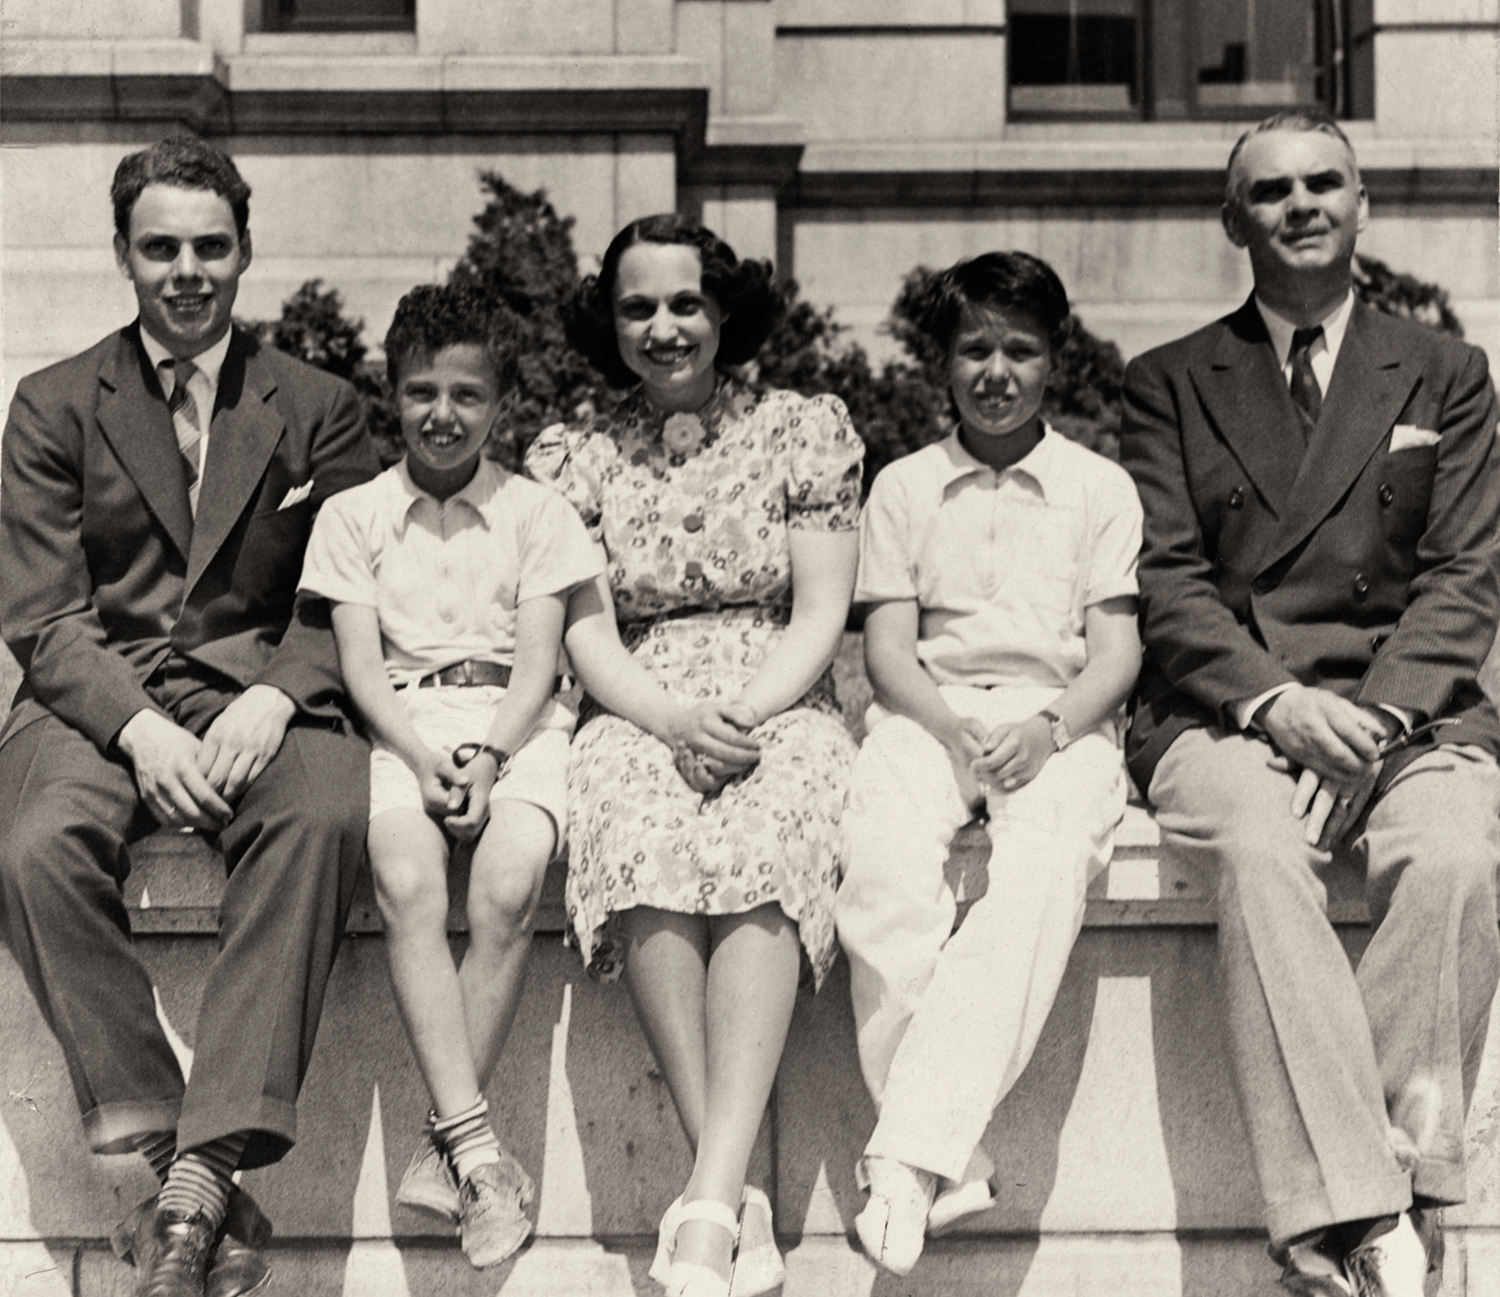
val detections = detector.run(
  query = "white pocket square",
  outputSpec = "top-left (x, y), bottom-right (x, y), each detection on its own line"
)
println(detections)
top-left (1389, 424), bottom-right (1440, 452)
top-left (277, 481), bottom-right (314, 510)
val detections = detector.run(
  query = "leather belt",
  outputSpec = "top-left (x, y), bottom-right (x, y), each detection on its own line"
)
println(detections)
top-left (415, 659), bottom-right (564, 692)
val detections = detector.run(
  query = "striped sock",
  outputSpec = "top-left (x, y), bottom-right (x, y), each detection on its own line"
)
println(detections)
top-left (157, 1132), bottom-right (249, 1232)
top-left (131, 1130), bottom-right (177, 1184)
top-left (433, 1097), bottom-right (501, 1185)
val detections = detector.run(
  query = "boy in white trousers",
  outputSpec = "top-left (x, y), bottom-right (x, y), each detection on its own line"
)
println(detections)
top-left (836, 251), bottom-right (1143, 1275)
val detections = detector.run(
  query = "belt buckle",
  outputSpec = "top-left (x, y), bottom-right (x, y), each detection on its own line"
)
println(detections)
top-left (458, 659), bottom-right (475, 686)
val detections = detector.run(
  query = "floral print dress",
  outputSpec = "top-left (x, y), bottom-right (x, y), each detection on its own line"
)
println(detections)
top-left (526, 376), bottom-right (863, 987)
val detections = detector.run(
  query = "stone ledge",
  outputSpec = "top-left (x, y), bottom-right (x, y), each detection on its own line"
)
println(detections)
top-left (120, 800), bottom-right (1377, 936)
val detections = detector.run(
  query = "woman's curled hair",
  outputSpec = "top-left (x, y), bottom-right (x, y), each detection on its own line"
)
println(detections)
top-left (565, 213), bottom-right (785, 389)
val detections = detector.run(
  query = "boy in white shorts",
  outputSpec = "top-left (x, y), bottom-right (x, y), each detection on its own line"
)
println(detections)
top-left (835, 253), bottom-right (1143, 1276)
top-left (298, 283), bottom-right (602, 1268)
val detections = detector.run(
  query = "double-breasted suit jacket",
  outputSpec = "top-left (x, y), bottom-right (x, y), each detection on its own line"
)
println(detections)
top-left (1121, 296), bottom-right (1500, 792)
top-left (0, 322), bottom-right (377, 750)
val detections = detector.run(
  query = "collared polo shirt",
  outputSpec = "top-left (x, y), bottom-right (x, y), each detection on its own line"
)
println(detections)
top-left (856, 428), bottom-right (1142, 689)
top-left (299, 456), bottom-right (602, 714)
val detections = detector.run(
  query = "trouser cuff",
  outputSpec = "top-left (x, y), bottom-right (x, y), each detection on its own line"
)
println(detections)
top-left (82, 1098), bottom-right (183, 1157)
top-left (1265, 1170), bottom-right (1413, 1254)
top-left (1412, 1156), bottom-right (1466, 1206)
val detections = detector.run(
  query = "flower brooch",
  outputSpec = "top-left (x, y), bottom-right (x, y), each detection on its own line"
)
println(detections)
top-left (662, 411), bottom-right (710, 457)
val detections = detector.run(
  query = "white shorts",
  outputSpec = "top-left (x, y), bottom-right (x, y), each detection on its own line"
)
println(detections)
top-left (368, 684), bottom-right (573, 854)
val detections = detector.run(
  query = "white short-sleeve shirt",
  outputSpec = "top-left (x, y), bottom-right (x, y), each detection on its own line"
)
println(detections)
top-left (856, 428), bottom-right (1143, 689)
top-left (300, 456), bottom-right (603, 723)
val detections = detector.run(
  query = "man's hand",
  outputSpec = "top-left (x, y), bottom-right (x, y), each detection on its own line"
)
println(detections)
top-left (972, 714), bottom-right (1056, 794)
top-left (943, 716), bottom-right (989, 812)
top-left (1288, 759), bottom-right (1383, 849)
top-left (197, 684), bottom-right (297, 803)
top-left (117, 709), bottom-right (233, 830)
top-left (1261, 685), bottom-right (1387, 783)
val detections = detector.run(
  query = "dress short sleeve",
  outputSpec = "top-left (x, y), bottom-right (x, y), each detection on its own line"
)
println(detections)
top-left (298, 485), bottom-right (378, 607)
top-left (776, 392), bottom-right (864, 531)
top-left (525, 424), bottom-right (614, 544)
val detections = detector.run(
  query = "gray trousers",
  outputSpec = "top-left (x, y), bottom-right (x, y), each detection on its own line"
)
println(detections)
top-left (0, 664), bottom-right (368, 1170)
top-left (1149, 726), bottom-right (1500, 1250)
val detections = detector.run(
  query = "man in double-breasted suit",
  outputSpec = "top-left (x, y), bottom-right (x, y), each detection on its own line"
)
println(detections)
top-left (0, 137), bottom-right (378, 1297)
top-left (1122, 112), bottom-right (1500, 1296)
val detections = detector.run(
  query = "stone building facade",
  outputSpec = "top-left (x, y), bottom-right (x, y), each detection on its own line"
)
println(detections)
top-left (3, 0), bottom-right (1495, 412)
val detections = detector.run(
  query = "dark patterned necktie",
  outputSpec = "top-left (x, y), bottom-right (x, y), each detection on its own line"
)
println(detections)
top-left (161, 358), bottom-right (202, 514)
top-left (1288, 326), bottom-right (1323, 436)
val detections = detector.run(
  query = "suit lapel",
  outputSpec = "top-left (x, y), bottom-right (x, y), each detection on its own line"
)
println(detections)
top-left (95, 327), bottom-right (194, 560)
top-left (1189, 299), bottom-right (1304, 517)
top-left (1259, 305), bottom-right (1416, 573)
top-left (186, 331), bottom-right (285, 593)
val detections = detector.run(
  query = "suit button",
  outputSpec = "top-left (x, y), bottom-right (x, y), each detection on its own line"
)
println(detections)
top-left (1378, 483), bottom-right (1394, 506)
top-left (1228, 487), bottom-right (1245, 509)
top-left (1353, 573), bottom-right (1370, 600)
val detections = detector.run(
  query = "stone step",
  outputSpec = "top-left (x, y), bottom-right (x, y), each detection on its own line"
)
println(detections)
top-left (7, 1228), bottom-right (1496, 1296)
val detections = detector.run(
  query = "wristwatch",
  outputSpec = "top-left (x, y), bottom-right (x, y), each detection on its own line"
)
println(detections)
top-left (452, 743), bottom-right (511, 775)
top-left (1040, 708), bottom-right (1072, 751)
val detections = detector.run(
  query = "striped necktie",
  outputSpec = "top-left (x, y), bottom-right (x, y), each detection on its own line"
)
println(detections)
top-left (161, 358), bottom-right (203, 514)
top-left (1288, 326), bottom-right (1323, 437)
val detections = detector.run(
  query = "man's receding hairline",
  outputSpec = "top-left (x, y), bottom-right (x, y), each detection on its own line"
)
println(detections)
top-left (1224, 116), bottom-right (1359, 204)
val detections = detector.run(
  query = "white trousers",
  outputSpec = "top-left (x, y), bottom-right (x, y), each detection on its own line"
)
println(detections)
top-left (835, 685), bottom-right (1126, 1182)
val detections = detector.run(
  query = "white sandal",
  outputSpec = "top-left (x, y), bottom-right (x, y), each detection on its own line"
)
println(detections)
top-left (729, 1186), bottom-right (784, 1296)
top-left (649, 1195), bottom-right (740, 1297)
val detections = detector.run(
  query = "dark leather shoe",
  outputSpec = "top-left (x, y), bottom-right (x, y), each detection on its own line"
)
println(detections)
top-left (112, 1186), bottom-right (273, 1263)
top-left (205, 1232), bottom-right (271, 1297)
top-left (131, 1206), bottom-right (214, 1297)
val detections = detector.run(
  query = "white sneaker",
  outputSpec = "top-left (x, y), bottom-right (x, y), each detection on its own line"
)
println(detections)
top-left (853, 1157), bottom-right (936, 1277)
top-left (928, 1148), bottom-right (997, 1235)
top-left (1344, 1214), bottom-right (1428, 1297)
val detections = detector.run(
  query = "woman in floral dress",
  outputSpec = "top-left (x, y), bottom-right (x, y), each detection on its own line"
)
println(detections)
top-left (526, 214), bottom-right (862, 1297)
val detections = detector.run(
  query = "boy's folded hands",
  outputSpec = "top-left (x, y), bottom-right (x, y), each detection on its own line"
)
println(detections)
top-left (943, 717), bottom-right (989, 813)
top-left (971, 714), bottom-right (1056, 793)
top-left (415, 749), bottom-right (493, 841)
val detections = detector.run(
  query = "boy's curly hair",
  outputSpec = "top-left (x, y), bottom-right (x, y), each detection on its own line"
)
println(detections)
top-left (384, 282), bottom-right (521, 390)
top-left (565, 213), bottom-right (785, 389)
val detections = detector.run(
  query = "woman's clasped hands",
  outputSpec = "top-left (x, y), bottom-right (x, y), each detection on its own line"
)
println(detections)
top-left (669, 699), bottom-right (761, 795)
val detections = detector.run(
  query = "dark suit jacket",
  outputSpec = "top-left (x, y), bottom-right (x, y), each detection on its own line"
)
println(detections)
top-left (0, 322), bottom-right (379, 752)
top-left (1120, 296), bottom-right (1500, 792)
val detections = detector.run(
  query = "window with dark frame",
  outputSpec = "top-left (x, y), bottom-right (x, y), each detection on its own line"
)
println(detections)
top-left (1008, 0), bottom-right (1373, 121)
top-left (264, 0), bottom-right (415, 33)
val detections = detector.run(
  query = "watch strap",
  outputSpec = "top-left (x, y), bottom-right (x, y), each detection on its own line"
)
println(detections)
top-left (1041, 708), bottom-right (1071, 751)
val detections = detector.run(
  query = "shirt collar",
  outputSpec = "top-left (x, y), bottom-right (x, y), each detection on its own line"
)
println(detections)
top-left (139, 325), bottom-right (232, 392)
top-left (1254, 290), bottom-right (1355, 371)
top-left (935, 423), bottom-right (1064, 498)
top-left (390, 455), bottom-right (503, 534)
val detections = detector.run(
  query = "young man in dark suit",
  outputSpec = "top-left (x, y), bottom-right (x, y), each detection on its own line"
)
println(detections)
top-left (1122, 111), bottom-right (1500, 1297)
top-left (0, 137), bottom-right (378, 1297)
